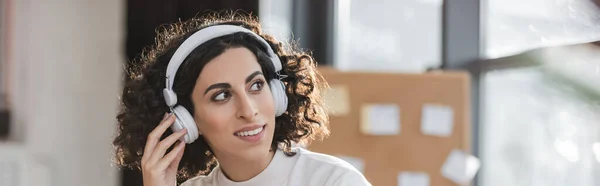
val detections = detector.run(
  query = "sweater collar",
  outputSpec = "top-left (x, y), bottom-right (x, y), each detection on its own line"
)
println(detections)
top-left (215, 148), bottom-right (292, 186)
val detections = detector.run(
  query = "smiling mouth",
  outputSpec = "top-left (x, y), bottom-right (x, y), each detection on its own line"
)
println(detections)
top-left (234, 125), bottom-right (266, 137)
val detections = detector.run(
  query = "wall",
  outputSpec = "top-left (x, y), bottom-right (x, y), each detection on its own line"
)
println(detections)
top-left (7, 1), bottom-right (124, 186)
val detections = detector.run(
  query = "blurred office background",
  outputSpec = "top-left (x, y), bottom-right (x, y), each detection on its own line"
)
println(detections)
top-left (1, 0), bottom-right (599, 186)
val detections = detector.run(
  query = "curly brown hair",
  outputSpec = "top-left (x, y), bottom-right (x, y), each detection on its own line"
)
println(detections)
top-left (112, 13), bottom-right (330, 182)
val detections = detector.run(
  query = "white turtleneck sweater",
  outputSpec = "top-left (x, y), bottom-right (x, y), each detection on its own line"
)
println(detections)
top-left (180, 147), bottom-right (371, 186)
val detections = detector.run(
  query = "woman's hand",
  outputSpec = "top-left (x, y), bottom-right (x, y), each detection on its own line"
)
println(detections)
top-left (141, 113), bottom-right (188, 186)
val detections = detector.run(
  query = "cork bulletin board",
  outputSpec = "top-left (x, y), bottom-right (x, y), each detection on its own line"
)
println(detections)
top-left (307, 68), bottom-right (472, 186)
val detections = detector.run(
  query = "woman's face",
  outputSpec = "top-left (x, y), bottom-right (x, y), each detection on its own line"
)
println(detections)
top-left (190, 47), bottom-right (276, 161)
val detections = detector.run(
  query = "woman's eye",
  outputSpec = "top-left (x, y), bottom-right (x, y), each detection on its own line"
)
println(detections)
top-left (250, 80), bottom-right (265, 91)
top-left (212, 91), bottom-right (231, 101)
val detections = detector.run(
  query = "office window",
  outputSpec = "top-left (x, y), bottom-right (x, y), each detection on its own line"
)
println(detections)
top-left (485, 0), bottom-right (600, 58)
top-left (333, 0), bottom-right (442, 72)
top-left (482, 1), bottom-right (600, 185)
top-left (480, 67), bottom-right (600, 186)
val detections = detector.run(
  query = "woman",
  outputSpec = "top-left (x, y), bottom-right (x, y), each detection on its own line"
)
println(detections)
top-left (113, 14), bottom-right (371, 186)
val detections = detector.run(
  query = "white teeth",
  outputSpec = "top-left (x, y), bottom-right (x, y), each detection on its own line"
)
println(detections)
top-left (236, 126), bottom-right (264, 137)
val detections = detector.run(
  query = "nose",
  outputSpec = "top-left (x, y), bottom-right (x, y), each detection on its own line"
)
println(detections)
top-left (235, 93), bottom-right (258, 121)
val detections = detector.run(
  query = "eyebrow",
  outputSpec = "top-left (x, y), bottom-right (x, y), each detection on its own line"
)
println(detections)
top-left (204, 83), bottom-right (231, 95)
top-left (203, 71), bottom-right (264, 95)
top-left (245, 71), bottom-right (263, 84)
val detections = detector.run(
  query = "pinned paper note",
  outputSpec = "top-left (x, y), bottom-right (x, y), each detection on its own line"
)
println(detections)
top-left (360, 104), bottom-right (400, 135)
top-left (322, 85), bottom-right (351, 116)
top-left (441, 149), bottom-right (481, 185)
top-left (337, 155), bottom-right (365, 173)
top-left (421, 103), bottom-right (454, 137)
top-left (398, 172), bottom-right (430, 186)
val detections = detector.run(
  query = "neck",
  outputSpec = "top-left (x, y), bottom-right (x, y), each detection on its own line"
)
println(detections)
top-left (216, 149), bottom-right (276, 182)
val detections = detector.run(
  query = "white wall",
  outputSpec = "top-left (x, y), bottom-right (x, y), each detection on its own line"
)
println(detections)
top-left (0, 0), bottom-right (8, 108)
top-left (259, 0), bottom-right (293, 43)
top-left (7, 1), bottom-right (124, 186)
top-left (332, 0), bottom-right (442, 73)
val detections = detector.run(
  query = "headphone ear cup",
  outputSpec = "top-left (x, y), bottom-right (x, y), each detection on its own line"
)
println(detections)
top-left (172, 106), bottom-right (199, 144)
top-left (269, 79), bottom-right (288, 116)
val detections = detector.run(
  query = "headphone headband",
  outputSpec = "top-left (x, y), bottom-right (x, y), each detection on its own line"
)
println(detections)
top-left (163, 25), bottom-right (283, 107)
top-left (165, 25), bottom-right (282, 91)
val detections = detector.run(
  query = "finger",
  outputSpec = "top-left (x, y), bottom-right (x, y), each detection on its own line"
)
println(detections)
top-left (169, 143), bottom-right (186, 170)
top-left (156, 141), bottom-right (186, 170)
top-left (147, 128), bottom-right (187, 165)
top-left (142, 113), bottom-right (175, 164)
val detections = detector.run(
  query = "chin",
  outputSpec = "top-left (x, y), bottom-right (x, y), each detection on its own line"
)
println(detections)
top-left (231, 124), bottom-right (275, 159)
top-left (230, 138), bottom-right (273, 162)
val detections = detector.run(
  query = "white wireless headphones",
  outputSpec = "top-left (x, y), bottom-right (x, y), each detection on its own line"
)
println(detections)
top-left (163, 25), bottom-right (289, 144)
